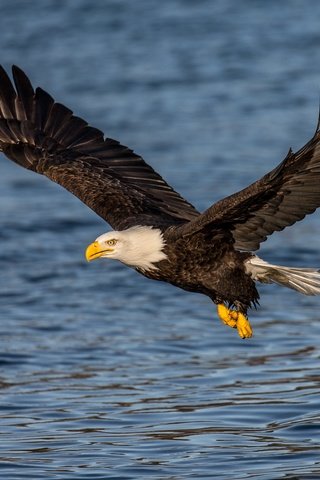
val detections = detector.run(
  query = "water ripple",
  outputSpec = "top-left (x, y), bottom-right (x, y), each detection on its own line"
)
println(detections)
top-left (1, 0), bottom-right (320, 478)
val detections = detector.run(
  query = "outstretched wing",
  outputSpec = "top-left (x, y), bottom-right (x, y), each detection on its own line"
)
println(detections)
top-left (0, 65), bottom-right (199, 230)
top-left (176, 123), bottom-right (320, 251)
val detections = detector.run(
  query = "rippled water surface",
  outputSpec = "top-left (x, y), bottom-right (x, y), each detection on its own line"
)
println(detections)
top-left (1, 1), bottom-right (320, 478)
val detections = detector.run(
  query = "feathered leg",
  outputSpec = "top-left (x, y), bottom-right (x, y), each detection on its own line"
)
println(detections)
top-left (217, 304), bottom-right (253, 339)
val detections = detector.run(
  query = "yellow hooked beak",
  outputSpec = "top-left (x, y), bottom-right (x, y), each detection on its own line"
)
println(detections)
top-left (85, 241), bottom-right (113, 262)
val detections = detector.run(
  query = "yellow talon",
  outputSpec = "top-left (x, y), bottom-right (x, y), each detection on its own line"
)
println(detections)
top-left (217, 304), bottom-right (253, 339)
top-left (217, 304), bottom-right (237, 328)
top-left (236, 312), bottom-right (253, 339)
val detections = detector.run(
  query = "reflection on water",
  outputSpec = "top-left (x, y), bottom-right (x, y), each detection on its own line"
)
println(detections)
top-left (0, 334), bottom-right (320, 479)
top-left (1, 0), bottom-right (320, 478)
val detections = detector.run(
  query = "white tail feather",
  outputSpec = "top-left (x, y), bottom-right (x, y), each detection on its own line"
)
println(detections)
top-left (245, 256), bottom-right (320, 295)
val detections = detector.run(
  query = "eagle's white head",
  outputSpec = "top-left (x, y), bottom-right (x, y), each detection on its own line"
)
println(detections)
top-left (85, 226), bottom-right (167, 271)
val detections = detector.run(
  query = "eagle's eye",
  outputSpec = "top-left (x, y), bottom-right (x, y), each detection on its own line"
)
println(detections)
top-left (106, 239), bottom-right (117, 246)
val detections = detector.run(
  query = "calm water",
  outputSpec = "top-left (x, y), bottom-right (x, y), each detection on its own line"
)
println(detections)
top-left (1, 1), bottom-right (320, 478)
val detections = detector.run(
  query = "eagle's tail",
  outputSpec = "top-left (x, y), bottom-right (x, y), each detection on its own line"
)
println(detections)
top-left (245, 256), bottom-right (320, 295)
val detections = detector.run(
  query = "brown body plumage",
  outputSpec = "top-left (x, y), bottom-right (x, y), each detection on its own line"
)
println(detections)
top-left (143, 230), bottom-right (258, 313)
top-left (1, 65), bottom-right (320, 338)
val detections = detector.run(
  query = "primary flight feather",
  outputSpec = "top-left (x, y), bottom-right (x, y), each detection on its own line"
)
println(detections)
top-left (1, 65), bottom-right (320, 338)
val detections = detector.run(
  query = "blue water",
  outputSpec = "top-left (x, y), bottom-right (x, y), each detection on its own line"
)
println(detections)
top-left (1, 1), bottom-right (320, 478)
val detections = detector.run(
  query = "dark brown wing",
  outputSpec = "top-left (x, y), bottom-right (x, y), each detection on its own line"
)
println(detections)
top-left (0, 65), bottom-right (199, 230)
top-left (175, 122), bottom-right (320, 251)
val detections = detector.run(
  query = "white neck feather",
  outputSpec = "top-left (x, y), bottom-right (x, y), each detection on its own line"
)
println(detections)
top-left (120, 226), bottom-right (167, 270)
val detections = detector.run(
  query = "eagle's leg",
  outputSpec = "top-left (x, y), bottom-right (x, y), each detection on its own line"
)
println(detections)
top-left (236, 311), bottom-right (253, 339)
top-left (217, 304), bottom-right (237, 328)
top-left (217, 304), bottom-right (253, 339)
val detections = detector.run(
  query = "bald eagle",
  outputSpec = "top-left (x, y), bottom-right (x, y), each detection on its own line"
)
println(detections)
top-left (1, 66), bottom-right (320, 339)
